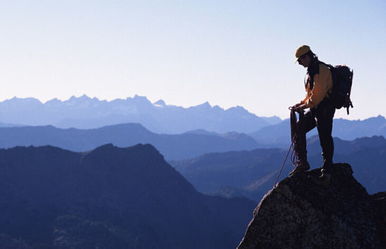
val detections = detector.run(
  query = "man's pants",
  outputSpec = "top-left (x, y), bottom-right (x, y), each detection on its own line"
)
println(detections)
top-left (294, 101), bottom-right (336, 168)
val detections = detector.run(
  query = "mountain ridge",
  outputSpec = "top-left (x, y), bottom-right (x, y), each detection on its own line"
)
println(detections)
top-left (172, 135), bottom-right (386, 201)
top-left (0, 95), bottom-right (280, 133)
top-left (0, 143), bottom-right (255, 249)
top-left (0, 123), bottom-right (260, 160)
top-left (250, 115), bottom-right (386, 147)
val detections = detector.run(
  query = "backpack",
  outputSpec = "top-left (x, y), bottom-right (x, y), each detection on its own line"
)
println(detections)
top-left (323, 63), bottom-right (354, 114)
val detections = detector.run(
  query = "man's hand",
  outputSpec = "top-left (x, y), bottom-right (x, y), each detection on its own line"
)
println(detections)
top-left (290, 103), bottom-right (302, 110)
top-left (290, 103), bottom-right (306, 112)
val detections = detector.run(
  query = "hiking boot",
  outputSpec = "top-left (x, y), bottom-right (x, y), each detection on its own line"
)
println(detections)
top-left (319, 160), bottom-right (333, 178)
top-left (289, 160), bottom-right (310, 176)
top-left (317, 168), bottom-right (332, 186)
top-left (319, 168), bottom-right (331, 180)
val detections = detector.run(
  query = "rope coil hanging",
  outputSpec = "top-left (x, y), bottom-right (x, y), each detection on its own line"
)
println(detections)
top-left (273, 109), bottom-right (303, 186)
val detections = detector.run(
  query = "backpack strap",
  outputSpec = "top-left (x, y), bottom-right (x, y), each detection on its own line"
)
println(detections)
top-left (306, 60), bottom-right (320, 90)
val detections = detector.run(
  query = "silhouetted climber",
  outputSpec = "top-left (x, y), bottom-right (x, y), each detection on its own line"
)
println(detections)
top-left (290, 45), bottom-right (335, 178)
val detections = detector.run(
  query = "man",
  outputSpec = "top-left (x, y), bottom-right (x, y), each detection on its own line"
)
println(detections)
top-left (290, 45), bottom-right (335, 178)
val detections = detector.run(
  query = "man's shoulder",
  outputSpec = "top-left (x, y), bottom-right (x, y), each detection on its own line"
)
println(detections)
top-left (318, 62), bottom-right (333, 75)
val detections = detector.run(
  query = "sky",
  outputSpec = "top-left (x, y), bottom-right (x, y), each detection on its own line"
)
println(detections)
top-left (0, 0), bottom-right (385, 120)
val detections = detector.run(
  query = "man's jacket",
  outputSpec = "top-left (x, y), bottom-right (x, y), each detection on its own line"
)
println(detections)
top-left (300, 61), bottom-right (333, 109)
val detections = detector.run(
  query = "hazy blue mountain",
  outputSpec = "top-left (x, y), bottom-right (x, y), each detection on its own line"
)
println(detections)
top-left (0, 123), bottom-right (260, 160)
top-left (0, 144), bottom-right (255, 249)
top-left (250, 115), bottom-right (386, 147)
top-left (333, 115), bottom-right (386, 139)
top-left (0, 95), bottom-right (280, 133)
top-left (172, 136), bottom-right (386, 201)
top-left (171, 149), bottom-right (286, 201)
top-left (0, 122), bottom-right (21, 127)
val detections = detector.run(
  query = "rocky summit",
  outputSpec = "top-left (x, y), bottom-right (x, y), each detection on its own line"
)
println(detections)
top-left (237, 163), bottom-right (386, 249)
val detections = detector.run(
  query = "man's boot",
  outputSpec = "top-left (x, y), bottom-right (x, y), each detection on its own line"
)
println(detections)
top-left (319, 159), bottom-right (333, 181)
top-left (289, 159), bottom-right (310, 176)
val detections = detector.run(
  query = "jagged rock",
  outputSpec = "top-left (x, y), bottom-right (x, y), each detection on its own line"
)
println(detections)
top-left (372, 192), bottom-right (386, 248)
top-left (237, 163), bottom-right (384, 249)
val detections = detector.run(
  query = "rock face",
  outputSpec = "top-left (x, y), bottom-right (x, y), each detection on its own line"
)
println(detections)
top-left (373, 192), bottom-right (386, 248)
top-left (237, 163), bottom-right (385, 249)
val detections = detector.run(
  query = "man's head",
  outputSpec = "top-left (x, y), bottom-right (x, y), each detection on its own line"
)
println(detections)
top-left (295, 45), bottom-right (314, 68)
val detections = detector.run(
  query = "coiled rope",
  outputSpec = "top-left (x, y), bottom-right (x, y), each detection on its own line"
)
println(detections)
top-left (273, 109), bottom-right (303, 186)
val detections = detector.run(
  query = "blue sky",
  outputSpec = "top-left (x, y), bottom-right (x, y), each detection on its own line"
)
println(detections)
top-left (0, 0), bottom-right (385, 119)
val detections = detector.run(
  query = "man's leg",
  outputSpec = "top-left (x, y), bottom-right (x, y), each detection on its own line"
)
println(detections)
top-left (315, 104), bottom-right (336, 172)
top-left (291, 111), bottom-right (316, 174)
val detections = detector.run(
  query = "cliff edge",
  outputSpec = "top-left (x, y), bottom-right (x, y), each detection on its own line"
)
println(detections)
top-left (237, 163), bottom-right (385, 249)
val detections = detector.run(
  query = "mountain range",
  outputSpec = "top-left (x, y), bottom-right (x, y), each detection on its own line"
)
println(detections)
top-left (0, 144), bottom-right (255, 249)
top-left (249, 115), bottom-right (386, 147)
top-left (1, 95), bottom-right (385, 143)
top-left (0, 123), bottom-right (259, 160)
top-left (0, 95), bottom-right (280, 133)
top-left (172, 136), bottom-right (386, 201)
top-left (1, 96), bottom-right (385, 248)
top-left (1, 116), bottom-right (385, 162)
